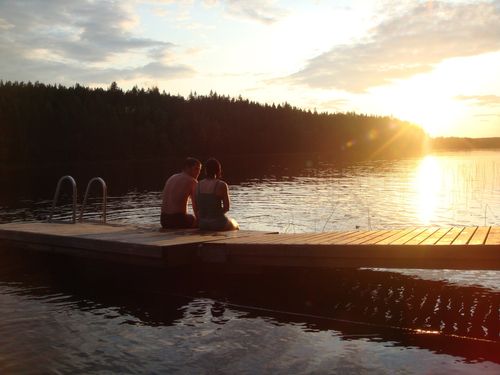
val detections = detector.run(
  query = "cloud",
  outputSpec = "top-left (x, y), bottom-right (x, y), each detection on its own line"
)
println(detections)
top-left (207, 0), bottom-right (288, 24)
top-left (0, 46), bottom-right (193, 84)
top-left (0, 17), bottom-right (14, 30)
top-left (0, 0), bottom-right (194, 85)
top-left (455, 94), bottom-right (500, 125)
top-left (315, 98), bottom-right (351, 112)
top-left (227, 0), bottom-right (288, 24)
top-left (284, 1), bottom-right (500, 92)
top-left (143, 0), bottom-right (288, 25)
top-left (455, 95), bottom-right (500, 107)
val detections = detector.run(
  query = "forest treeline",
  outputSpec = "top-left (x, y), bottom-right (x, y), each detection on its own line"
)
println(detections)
top-left (0, 81), bottom-right (428, 166)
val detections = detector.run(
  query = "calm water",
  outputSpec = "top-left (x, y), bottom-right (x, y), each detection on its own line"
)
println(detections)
top-left (1, 150), bottom-right (499, 373)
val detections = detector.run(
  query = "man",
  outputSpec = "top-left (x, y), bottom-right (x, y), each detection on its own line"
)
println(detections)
top-left (161, 157), bottom-right (201, 229)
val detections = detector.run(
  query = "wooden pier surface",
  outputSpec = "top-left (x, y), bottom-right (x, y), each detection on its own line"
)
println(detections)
top-left (0, 222), bottom-right (499, 270)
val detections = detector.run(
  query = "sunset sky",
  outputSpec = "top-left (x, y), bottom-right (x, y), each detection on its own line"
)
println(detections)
top-left (1, 0), bottom-right (499, 137)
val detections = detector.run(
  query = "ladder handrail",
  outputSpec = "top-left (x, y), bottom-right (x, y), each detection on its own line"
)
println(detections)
top-left (79, 177), bottom-right (107, 223)
top-left (49, 175), bottom-right (77, 223)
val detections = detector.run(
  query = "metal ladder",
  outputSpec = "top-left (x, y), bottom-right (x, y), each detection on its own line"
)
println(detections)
top-left (48, 175), bottom-right (107, 223)
top-left (79, 177), bottom-right (107, 223)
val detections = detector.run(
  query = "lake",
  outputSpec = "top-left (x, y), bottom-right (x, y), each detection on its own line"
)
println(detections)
top-left (0, 150), bottom-right (499, 373)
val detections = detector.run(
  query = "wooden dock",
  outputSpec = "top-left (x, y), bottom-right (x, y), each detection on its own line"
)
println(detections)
top-left (0, 222), bottom-right (499, 270)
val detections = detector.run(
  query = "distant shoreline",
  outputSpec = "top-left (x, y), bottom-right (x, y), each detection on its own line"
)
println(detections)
top-left (1, 145), bottom-right (499, 174)
top-left (430, 137), bottom-right (500, 151)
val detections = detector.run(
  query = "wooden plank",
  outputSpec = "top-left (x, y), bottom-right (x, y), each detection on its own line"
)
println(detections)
top-left (218, 231), bottom-right (349, 245)
top-left (4, 223), bottom-right (261, 247)
top-left (419, 227), bottom-right (452, 245)
top-left (0, 222), bottom-right (132, 236)
top-left (228, 233), bottom-right (302, 244)
top-left (405, 228), bottom-right (439, 245)
top-left (375, 227), bottom-right (417, 245)
top-left (101, 230), bottom-right (260, 245)
top-left (348, 230), bottom-right (392, 245)
top-left (150, 230), bottom-right (271, 247)
top-left (469, 227), bottom-right (490, 245)
top-left (77, 230), bottom-right (170, 242)
top-left (324, 231), bottom-right (370, 244)
top-left (306, 231), bottom-right (353, 244)
top-left (485, 226), bottom-right (500, 245)
top-left (342, 230), bottom-right (390, 245)
top-left (229, 236), bottom-right (288, 245)
top-left (316, 231), bottom-right (358, 244)
top-left (436, 227), bottom-right (465, 245)
top-left (452, 227), bottom-right (477, 245)
top-left (213, 234), bottom-right (281, 245)
top-left (363, 229), bottom-right (403, 245)
top-left (291, 231), bottom-right (350, 244)
top-left (227, 231), bottom-right (342, 245)
top-left (0, 229), bottom-right (163, 258)
top-left (389, 228), bottom-right (427, 245)
top-left (266, 233), bottom-right (330, 245)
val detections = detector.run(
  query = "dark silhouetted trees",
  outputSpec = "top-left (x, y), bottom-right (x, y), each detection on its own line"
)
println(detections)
top-left (0, 81), bottom-right (428, 166)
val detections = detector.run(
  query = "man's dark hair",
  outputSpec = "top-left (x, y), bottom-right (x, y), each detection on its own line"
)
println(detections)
top-left (205, 158), bottom-right (221, 178)
top-left (183, 157), bottom-right (201, 169)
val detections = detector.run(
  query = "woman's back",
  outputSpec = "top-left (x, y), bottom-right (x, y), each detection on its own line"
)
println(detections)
top-left (196, 179), bottom-right (224, 220)
top-left (196, 158), bottom-right (239, 231)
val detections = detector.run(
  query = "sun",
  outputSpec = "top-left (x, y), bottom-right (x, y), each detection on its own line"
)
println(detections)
top-left (371, 72), bottom-right (469, 137)
top-left (387, 86), bottom-right (467, 137)
top-left (396, 95), bottom-right (465, 137)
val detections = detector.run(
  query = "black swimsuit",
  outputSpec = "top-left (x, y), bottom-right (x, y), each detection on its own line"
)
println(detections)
top-left (196, 180), bottom-right (229, 231)
top-left (160, 212), bottom-right (195, 229)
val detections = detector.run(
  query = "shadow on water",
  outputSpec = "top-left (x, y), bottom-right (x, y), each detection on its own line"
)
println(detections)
top-left (1, 248), bottom-right (498, 365)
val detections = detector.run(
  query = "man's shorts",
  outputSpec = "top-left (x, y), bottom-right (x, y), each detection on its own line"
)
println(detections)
top-left (161, 213), bottom-right (196, 229)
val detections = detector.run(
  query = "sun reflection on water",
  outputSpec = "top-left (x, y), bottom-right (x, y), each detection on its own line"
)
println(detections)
top-left (415, 155), bottom-right (441, 225)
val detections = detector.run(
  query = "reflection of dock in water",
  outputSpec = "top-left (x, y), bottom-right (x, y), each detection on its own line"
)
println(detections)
top-left (203, 268), bottom-right (499, 345)
top-left (304, 269), bottom-right (499, 342)
top-left (1, 250), bottom-right (497, 360)
top-left (0, 222), bottom-right (499, 270)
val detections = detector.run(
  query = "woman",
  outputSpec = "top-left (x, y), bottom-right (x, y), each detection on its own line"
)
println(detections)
top-left (195, 158), bottom-right (239, 231)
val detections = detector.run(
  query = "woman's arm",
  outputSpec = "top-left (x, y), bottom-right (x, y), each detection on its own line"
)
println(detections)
top-left (190, 180), bottom-right (199, 218)
top-left (219, 181), bottom-right (230, 213)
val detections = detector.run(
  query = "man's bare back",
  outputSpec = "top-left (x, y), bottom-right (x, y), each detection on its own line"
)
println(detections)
top-left (160, 158), bottom-right (201, 229)
top-left (161, 172), bottom-right (197, 214)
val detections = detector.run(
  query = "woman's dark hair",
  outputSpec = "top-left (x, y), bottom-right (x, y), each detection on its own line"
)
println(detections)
top-left (205, 158), bottom-right (221, 178)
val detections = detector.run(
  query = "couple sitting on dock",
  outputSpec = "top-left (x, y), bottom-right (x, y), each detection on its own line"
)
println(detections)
top-left (160, 157), bottom-right (239, 231)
